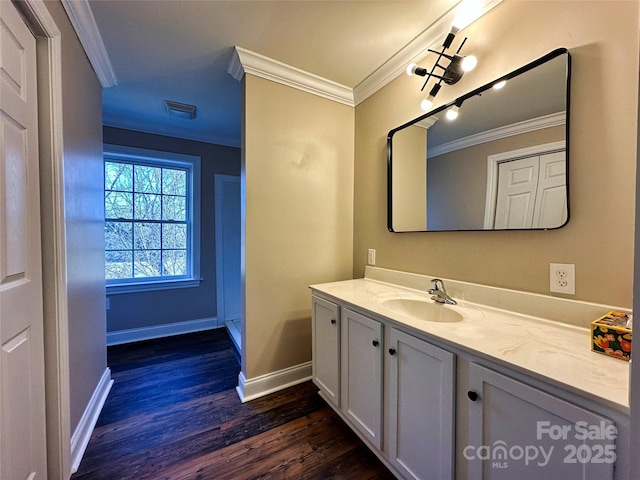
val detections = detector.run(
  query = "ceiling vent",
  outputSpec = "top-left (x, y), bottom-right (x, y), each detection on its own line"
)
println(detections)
top-left (164, 100), bottom-right (197, 120)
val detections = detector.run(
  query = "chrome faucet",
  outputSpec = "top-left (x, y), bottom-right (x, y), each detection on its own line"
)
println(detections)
top-left (428, 278), bottom-right (457, 305)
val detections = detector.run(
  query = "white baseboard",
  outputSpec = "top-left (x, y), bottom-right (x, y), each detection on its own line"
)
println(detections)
top-left (70, 368), bottom-right (113, 473)
top-left (224, 319), bottom-right (242, 353)
top-left (236, 361), bottom-right (312, 403)
top-left (106, 317), bottom-right (219, 346)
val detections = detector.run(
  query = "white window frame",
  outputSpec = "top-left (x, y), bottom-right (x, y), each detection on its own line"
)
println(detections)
top-left (104, 144), bottom-right (201, 294)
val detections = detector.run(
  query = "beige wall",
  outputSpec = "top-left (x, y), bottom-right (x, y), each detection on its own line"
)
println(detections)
top-left (354, 0), bottom-right (638, 307)
top-left (243, 75), bottom-right (354, 378)
top-left (45, 1), bottom-right (107, 433)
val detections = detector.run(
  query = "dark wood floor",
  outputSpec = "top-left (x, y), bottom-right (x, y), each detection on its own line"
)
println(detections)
top-left (72, 329), bottom-right (395, 480)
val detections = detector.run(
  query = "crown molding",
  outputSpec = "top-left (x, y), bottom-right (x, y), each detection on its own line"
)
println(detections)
top-left (227, 46), bottom-right (354, 107)
top-left (427, 112), bottom-right (566, 158)
top-left (61, 0), bottom-right (117, 88)
top-left (63, 0), bottom-right (501, 107)
top-left (353, 0), bottom-right (503, 106)
top-left (415, 116), bottom-right (439, 129)
top-left (63, 0), bottom-right (501, 105)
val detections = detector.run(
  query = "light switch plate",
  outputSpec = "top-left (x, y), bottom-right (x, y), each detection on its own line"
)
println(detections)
top-left (368, 249), bottom-right (376, 266)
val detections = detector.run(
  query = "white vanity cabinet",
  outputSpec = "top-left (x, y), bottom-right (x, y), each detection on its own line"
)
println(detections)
top-left (311, 295), bottom-right (340, 406)
top-left (311, 294), bottom-right (456, 478)
top-left (462, 363), bottom-right (615, 480)
top-left (387, 328), bottom-right (455, 480)
top-left (342, 308), bottom-right (384, 448)
top-left (310, 289), bottom-right (625, 480)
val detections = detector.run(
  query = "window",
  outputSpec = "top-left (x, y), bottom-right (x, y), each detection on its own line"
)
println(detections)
top-left (104, 145), bottom-right (201, 293)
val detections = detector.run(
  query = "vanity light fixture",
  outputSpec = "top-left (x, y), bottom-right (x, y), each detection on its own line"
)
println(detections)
top-left (407, 23), bottom-right (477, 111)
top-left (493, 80), bottom-right (507, 89)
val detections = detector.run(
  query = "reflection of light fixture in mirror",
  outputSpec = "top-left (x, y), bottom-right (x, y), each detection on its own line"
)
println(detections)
top-left (407, 22), bottom-right (477, 110)
top-left (493, 80), bottom-right (507, 89)
top-left (446, 105), bottom-right (460, 120)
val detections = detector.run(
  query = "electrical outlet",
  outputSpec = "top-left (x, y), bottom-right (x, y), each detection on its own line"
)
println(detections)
top-left (550, 263), bottom-right (575, 295)
top-left (368, 249), bottom-right (376, 266)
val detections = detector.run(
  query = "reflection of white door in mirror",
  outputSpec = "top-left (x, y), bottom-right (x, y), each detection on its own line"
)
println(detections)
top-left (494, 157), bottom-right (539, 229)
top-left (485, 142), bottom-right (567, 229)
top-left (532, 151), bottom-right (567, 228)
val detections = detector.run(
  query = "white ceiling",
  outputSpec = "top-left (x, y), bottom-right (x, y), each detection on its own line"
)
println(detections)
top-left (87, 0), bottom-right (490, 147)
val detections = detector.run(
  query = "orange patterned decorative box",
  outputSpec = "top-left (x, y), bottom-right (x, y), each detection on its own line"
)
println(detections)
top-left (591, 311), bottom-right (632, 361)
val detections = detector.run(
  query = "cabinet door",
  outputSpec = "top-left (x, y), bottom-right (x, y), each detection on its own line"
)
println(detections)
top-left (312, 296), bottom-right (340, 406)
top-left (466, 363), bottom-right (615, 480)
top-left (343, 308), bottom-right (383, 449)
top-left (388, 328), bottom-right (455, 480)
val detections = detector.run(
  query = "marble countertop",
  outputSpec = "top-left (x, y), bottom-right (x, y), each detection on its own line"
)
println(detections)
top-left (310, 277), bottom-right (630, 414)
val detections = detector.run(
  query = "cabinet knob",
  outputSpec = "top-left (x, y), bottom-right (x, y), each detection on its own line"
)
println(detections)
top-left (372, 340), bottom-right (379, 347)
top-left (388, 348), bottom-right (396, 356)
top-left (330, 319), bottom-right (336, 325)
top-left (467, 391), bottom-right (479, 402)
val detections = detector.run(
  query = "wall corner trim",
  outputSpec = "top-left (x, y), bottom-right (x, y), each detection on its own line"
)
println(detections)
top-left (60, 0), bottom-right (117, 87)
top-left (227, 46), bottom-right (355, 107)
top-left (236, 362), bottom-right (312, 403)
top-left (70, 368), bottom-right (113, 474)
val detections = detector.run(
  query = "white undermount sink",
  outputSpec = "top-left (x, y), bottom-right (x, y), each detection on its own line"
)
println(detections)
top-left (378, 296), bottom-right (464, 323)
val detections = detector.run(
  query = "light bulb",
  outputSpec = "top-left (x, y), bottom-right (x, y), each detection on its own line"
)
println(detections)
top-left (452, 0), bottom-right (483, 30)
top-left (493, 80), bottom-right (507, 89)
top-left (420, 97), bottom-right (434, 111)
top-left (461, 55), bottom-right (477, 72)
top-left (446, 106), bottom-right (459, 120)
top-left (406, 63), bottom-right (418, 76)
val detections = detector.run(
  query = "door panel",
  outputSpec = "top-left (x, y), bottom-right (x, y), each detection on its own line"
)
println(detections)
top-left (0, 1), bottom-right (47, 478)
top-left (532, 151), bottom-right (567, 228)
top-left (388, 328), bottom-right (455, 480)
top-left (312, 296), bottom-right (340, 406)
top-left (343, 309), bottom-right (383, 448)
top-left (494, 157), bottom-right (539, 229)
top-left (492, 149), bottom-right (567, 230)
top-left (468, 364), bottom-right (614, 480)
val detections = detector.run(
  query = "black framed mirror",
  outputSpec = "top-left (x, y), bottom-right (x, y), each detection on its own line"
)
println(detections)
top-left (387, 48), bottom-right (571, 232)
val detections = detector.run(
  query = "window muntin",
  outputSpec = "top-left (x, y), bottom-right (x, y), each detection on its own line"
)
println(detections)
top-left (104, 146), bottom-right (200, 293)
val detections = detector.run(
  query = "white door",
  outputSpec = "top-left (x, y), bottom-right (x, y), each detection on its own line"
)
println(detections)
top-left (0, 1), bottom-right (48, 479)
top-left (532, 151), bottom-right (567, 228)
top-left (214, 175), bottom-right (241, 323)
top-left (493, 156), bottom-right (539, 229)
top-left (388, 328), bottom-right (455, 480)
top-left (342, 309), bottom-right (383, 449)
